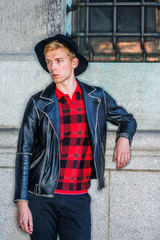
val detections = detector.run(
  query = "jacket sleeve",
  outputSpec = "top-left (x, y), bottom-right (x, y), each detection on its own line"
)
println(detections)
top-left (14, 97), bottom-right (40, 202)
top-left (103, 90), bottom-right (137, 142)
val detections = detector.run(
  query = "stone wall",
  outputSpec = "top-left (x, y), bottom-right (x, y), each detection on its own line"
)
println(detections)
top-left (0, 0), bottom-right (160, 239)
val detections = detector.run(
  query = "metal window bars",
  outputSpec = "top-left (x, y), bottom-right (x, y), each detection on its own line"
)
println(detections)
top-left (67, 0), bottom-right (160, 62)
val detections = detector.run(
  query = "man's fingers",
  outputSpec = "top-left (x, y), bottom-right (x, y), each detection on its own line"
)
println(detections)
top-left (21, 218), bottom-right (33, 234)
top-left (116, 155), bottom-right (123, 169)
top-left (28, 213), bottom-right (33, 233)
top-left (116, 154), bottom-right (130, 169)
top-left (112, 149), bottom-right (117, 162)
top-left (21, 223), bottom-right (33, 234)
top-left (123, 153), bottom-right (130, 166)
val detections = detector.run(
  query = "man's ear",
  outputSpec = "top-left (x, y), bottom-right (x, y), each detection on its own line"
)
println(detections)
top-left (72, 57), bottom-right (79, 69)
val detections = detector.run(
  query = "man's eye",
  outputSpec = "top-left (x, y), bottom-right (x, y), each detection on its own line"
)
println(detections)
top-left (46, 61), bottom-right (50, 64)
top-left (57, 59), bottom-right (63, 63)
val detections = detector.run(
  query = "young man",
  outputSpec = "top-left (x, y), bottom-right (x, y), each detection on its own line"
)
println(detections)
top-left (14, 34), bottom-right (136, 240)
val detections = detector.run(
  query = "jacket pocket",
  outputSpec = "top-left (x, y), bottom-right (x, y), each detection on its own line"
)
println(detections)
top-left (30, 150), bottom-right (45, 170)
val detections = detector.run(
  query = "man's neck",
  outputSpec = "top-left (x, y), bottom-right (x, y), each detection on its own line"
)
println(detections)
top-left (56, 78), bottom-right (77, 99)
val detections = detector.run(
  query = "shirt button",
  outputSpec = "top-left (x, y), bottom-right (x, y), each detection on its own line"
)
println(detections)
top-left (72, 102), bottom-right (74, 105)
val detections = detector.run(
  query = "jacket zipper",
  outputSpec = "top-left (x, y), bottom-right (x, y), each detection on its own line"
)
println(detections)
top-left (38, 121), bottom-right (50, 194)
top-left (30, 149), bottom-right (45, 169)
top-left (86, 94), bottom-right (101, 188)
top-left (93, 98), bottom-right (101, 189)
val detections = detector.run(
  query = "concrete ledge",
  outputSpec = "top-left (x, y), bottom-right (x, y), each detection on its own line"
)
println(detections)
top-left (1, 129), bottom-right (160, 170)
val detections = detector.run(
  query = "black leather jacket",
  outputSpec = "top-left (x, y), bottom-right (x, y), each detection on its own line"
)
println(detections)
top-left (14, 80), bottom-right (136, 202)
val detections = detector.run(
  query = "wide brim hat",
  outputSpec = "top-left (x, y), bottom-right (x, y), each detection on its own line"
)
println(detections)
top-left (35, 34), bottom-right (88, 76)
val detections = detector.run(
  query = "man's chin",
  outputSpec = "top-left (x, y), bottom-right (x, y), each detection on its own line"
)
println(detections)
top-left (52, 78), bottom-right (62, 84)
top-left (51, 76), bottom-right (58, 82)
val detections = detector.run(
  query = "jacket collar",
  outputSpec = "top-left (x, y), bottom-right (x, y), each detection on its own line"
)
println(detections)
top-left (78, 80), bottom-right (101, 143)
top-left (40, 82), bottom-right (56, 102)
top-left (39, 79), bottom-right (97, 102)
top-left (77, 79), bottom-right (97, 96)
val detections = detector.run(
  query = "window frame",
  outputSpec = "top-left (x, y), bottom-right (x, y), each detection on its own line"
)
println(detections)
top-left (67, 0), bottom-right (160, 62)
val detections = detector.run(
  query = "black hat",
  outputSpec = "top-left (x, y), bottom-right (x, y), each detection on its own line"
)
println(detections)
top-left (35, 34), bottom-right (88, 76)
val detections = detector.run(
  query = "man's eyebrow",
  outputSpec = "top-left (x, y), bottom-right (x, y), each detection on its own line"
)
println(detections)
top-left (45, 57), bottom-right (64, 61)
top-left (45, 58), bottom-right (50, 61)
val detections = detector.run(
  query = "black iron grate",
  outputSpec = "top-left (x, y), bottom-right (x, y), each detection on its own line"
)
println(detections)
top-left (67, 0), bottom-right (160, 62)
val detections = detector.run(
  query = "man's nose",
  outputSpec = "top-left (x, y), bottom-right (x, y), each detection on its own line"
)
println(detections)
top-left (51, 62), bottom-right (57, 70)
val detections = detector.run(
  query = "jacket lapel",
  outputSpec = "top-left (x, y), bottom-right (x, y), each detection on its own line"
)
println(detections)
top-left (40, 82), bottom-right (60, 144)
top-left (79, 81), bottom-right (100, 142)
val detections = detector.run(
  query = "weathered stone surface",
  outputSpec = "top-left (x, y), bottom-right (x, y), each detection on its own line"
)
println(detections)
top-left (0, 129), bottom-right (18, 148)
top-left (79, 63), bottom-right (160, 131)
top-left (47, 0), bottom-right (64, 36)
top-left (0, 0), bottom-right (64, 55)
top-left (89, 176), bottom-right (109, 240)
top-left (0, 0), bottom-right (49, 54)
top-left (0, 169), bottom-right (29, 240)
top-left (0, 61), bottom-right (51, 127)
top-left (110, 171), bottom-right (160, 240)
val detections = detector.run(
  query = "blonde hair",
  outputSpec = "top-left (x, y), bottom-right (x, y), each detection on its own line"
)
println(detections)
top-left (44, 40), bottom-right (76, 60)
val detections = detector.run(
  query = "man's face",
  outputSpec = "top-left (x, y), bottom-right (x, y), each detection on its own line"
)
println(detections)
top-left (45, 47), bottom-right (78, 85)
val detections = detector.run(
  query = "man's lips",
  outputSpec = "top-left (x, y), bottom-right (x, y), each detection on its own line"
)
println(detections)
top-left (52, 74), bottom-right (59, 77)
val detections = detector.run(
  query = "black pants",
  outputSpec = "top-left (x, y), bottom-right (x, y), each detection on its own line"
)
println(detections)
top-left (28, 192), bottom-right (91, 240)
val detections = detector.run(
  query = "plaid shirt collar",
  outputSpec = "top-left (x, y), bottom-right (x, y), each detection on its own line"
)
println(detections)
top-left (56, 81), bottom-right (82, 101)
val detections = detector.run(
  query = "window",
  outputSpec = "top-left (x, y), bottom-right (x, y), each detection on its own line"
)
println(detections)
top-left (67, 0), bottom-right (160, 62)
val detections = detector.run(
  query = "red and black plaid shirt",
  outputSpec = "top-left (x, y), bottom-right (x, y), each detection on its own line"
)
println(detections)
top-left (55, 82), bottom-right (93, 194)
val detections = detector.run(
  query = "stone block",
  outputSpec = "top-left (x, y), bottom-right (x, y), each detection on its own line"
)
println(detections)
top-left (0, 0), bottom-right (64, 55)
top-left (89, 174), bottom-right (109, 240)
top-left (0, 169), bottom-right (29, 240)
top-left (0, 0), bottom-right (49, 54)
top-left (0, 130), bottom-right (18, 148)
top-left (109, 171), bottom-right (160, 240)
top-left (0, 61), bottom-right (51, 127)
top-left (79, 63), bottom-right (160, 131)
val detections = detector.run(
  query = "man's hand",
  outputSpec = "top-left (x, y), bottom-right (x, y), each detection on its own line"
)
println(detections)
top-left (112, 137), bottom-right (130, 170)
top-left (17, 201), bottom-right (33, 235)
